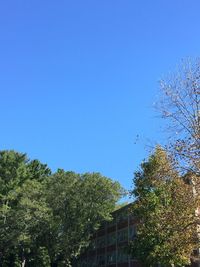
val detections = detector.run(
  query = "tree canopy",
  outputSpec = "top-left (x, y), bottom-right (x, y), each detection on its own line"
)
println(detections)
top-left (130, 147), bottom-right (199, 267)
top-left (0, 150), bottom-right (123, 267)
top-left (129, 59), bottom-right (200, 267)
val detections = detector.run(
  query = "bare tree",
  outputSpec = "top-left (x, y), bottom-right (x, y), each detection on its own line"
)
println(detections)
top-left (157, 59), bottom-right (200, 186)
top-left (155, 59), bottom-right (200, 266)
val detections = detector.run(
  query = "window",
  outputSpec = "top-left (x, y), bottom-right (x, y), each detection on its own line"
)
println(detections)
top-left (117, 228), bottom-right (128, 243)
top-left (117, 210), bottom-right (128, 223)
top-left (129, 225), bottom-right (137, 240)
top-left (107, 232), bottom-right (116, 246)
top-left (96, 236), bottom-right (105, 248)
top-left (97, 254), bottom-right (106, 266)
top-left (117, 248), bottom-right (128, 263)
top-left (80, 259), bottom-right (87, 267)
top-left (107, 251), bottom-right (116, 264)
top-left (87, 256), bottom-right (96, 267)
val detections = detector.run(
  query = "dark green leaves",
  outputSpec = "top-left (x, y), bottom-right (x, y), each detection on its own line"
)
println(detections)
top-left (0, 150), bottom-right (123, 266)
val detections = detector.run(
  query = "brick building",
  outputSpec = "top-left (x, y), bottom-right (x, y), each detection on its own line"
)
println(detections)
top-left (74, 204), bottom-right (141, 267)
top-left (74, 203), bottom-right (200, 267)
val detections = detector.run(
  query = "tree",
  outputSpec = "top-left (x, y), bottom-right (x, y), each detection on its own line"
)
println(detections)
top-left (43, 170), bottom-right (123, 267)
top-left (0, 150), bottom-right (51, 266)
top-left (130, 147), bottom-right (199, 267)
top-left (15, 178), bottom-right (52, 267)
top-left (0, 150), bottom-right (29, 266)
top-left (156, 59), bottom-right (200, 187)
top-left (0, 150), bottom-right (123, 266)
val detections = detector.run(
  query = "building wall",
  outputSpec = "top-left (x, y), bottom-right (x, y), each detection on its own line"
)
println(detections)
top-left (74, 204), bottom-right (200, 267)
top-left (74, 204), bottom-right (140, 267)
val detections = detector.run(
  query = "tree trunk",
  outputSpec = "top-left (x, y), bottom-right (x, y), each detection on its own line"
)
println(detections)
top-left (21, 258), bottom-right (26, 267)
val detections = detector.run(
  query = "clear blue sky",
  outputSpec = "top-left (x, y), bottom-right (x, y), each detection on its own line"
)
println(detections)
top-left (0, 0), bottom-right (200, 191)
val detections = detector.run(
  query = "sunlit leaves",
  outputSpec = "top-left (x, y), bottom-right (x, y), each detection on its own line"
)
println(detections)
top-left (130, 147), bottom-right (199, 267)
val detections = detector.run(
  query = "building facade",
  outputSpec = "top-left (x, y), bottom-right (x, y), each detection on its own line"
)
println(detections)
top-left (74, 204), bottom-right (141, 267)
top-left (74, 203), bottom-right (199, 267)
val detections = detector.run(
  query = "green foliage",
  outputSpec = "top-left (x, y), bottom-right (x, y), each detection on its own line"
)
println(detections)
top-left (0, 150), bottom-right (52, 267)
top-left (0, 150), bottom-right (123, 266)
top-left (130, 147), bottom-right (199, 267)
top-left (43, 170), bottom-right (122, 264)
